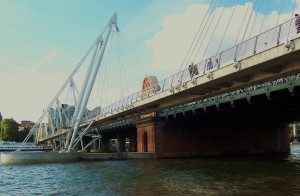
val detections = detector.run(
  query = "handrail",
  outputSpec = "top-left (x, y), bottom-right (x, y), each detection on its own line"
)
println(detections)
top-left (44, 18), bottom-right (299, 139)
top-left (86, 18), bottom-right (297, 121)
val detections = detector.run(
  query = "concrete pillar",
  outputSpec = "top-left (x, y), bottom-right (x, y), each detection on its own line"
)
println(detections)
top-left (101, 136), bottom-right (110, 152)
top-left (131, 132), bottom-right (137, 152)
top-left (116, 133), bottom-right (126, 153)
top-left (293, 124), bottom-right (298, 137)
top-left (127, 137), bottom-right (132, 152)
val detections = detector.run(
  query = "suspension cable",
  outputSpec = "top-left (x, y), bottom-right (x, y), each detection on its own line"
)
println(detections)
top-left (104, 33), bottom-right (115, 105)
top-left (272, 0), bottom-right (285, 42)
top-left (239, 0), bottom-right (261, 59)
top-left (258, 0), bottom-right (270, 34)
top-left (98, 31), bottom-right (114, 108)
top-left (216, 0), bottom-right (239, 54)
top-left (193, 0), bottom-right (223, 63)
top-left (275, 0), bottom-right (285, 27)
top-left (247, 0), bottom-right (262, 39)
top-left (240, 0), bottom-right (257, 42)
top-left (118, 32), bottom-right (143, 92)
top-left (177, 0), bottom-right (216, 73)
top-left (117, 35), bottom-right (130, 96)
top-left (287, 0), bottom-right (297, 41)
top-left (234, 1), bottom-right (252, 46)
top-left (236, 0), bottom-right (257, 60)
top-left (119, 50), bottom-right (139, 93)
top-left (186, 0), bottom-right (219, 68)
top-left (198, 0), bottom-right (229, 63)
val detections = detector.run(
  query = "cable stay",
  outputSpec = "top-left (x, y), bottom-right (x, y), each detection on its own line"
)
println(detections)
top-left (67, 13), bottom-right (118, 152)
top-left (177, 0), bottom-right (217, 73)
top-left (287, 0), bottom-right (298, 42)
top-left (191, 0), bottom-right (222, 65)
top-left (197, 0), bottom-right (230, 66)
top-left (91, 25), bottom-right (143, 113)
top-left (216, 0), bottom-right (239, 54)
top-left (235, 0), bottom-right (258, 61)
top-left (18, 0), bottom-right (300, 153)
top-left (272, 0), bottom-right (285, 43)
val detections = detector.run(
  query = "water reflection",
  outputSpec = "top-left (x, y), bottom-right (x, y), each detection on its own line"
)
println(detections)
top-left (0, 145), bottom-right (300, 195)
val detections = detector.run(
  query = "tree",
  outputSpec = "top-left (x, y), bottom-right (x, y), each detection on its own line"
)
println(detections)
top-left (20, 127), bottom-right (34, 142)
top-left (0, 118), bottom-right (20, 141)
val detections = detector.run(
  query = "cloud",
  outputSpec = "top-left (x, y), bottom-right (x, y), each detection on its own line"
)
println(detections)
top-left (1, 1), bottom-right (299, 123)
top-left (145, 3), bottom-right (210, 73)
top-left (0, 68), bottom-right (72, 123)
top-left (145, 1), bottom-right (300, 77)
top-left (0, 49), bottom-right (73, 123)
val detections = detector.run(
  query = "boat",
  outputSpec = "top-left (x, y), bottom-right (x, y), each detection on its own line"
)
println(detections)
top-left (0, 140), bottom-right (53, 152)
top-left (0, 151), bottom-right (81, 164)
top-left (0, 14), bottom-right (117, 165)
top-left (291, 139), bottom-right (300, 145)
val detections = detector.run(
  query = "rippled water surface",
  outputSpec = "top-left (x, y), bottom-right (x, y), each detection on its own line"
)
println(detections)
top-left (1, 145), bottom-right (300, 195)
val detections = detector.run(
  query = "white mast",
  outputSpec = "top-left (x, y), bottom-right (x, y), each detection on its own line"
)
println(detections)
top-left (67, 13), bottom-right (118, 151)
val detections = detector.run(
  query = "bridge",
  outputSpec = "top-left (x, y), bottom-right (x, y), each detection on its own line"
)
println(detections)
top-left (21, 4), bottom-right (300, 158)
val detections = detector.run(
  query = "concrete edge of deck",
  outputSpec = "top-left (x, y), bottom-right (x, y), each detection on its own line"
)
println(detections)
top-left (79, 152), bottom-right (156, 161)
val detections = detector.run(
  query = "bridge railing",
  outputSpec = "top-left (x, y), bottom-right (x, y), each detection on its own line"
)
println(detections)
top-left (159, 73), bottom-right (300, 116)
top-left (84, 18), bottom-right (298, 123)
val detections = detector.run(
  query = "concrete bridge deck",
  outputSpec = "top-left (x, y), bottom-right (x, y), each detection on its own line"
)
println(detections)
top-left (40, 35), bottom-right (300, 142)
top-left (84, 36), bottom-right (300, 128)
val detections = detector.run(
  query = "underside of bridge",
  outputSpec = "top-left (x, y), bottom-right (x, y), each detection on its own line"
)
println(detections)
top-left (44, 77), bottom-right (300, 158)
top-left (127, 86), bottom-right (300, 158)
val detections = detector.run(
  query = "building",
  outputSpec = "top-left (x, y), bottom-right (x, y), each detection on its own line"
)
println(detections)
top-left (19, 120), bottom-right (35, 131)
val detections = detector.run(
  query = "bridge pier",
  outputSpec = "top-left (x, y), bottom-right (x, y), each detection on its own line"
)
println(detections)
top-left (131, 132), bottom-right (137, 152)
top-left (116, 133), bottom-right (126, 153)
top-left (135, 117), bottom-right (163, 155)
top-left (99, 136), bottom-right (111, 152)
top-left (134, 114), bottom-right (290, 158)
top-left (127, 132), bottom-right (137, 152)
top-left (160, 119), bottom-right (289, 157)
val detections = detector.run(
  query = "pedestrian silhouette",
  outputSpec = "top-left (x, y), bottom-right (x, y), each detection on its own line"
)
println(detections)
top-left (295, 14), bottom-right (300, 34)
top-left (207, 58), bottom-right (213, 71)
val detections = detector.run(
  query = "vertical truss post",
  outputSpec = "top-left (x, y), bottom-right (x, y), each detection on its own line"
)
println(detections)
top-left (68, 13), bottom-right (118, 152)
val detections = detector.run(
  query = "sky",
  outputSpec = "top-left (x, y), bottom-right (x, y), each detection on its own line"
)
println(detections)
top-left (0, 0), bottom-right (299, 123)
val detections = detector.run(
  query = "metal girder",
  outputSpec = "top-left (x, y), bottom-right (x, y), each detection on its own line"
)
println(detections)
top-left (158, 78), bottom-right (300, 118)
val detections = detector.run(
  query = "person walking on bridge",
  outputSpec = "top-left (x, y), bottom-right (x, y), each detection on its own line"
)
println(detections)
top-left (188, 64), bottom-right (193, 78)
top-left (206, 58), bottom-right (213, 71)
top-left (295, 14), bottom-right (300, 34)
top-left (188, 63), bottom-right (199, 78)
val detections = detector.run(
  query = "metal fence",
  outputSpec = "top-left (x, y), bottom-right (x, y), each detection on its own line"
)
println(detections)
top-left (85, 18), bottom-right (298, 123)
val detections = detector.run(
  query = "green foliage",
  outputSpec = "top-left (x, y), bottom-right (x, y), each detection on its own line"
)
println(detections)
top-left (289, 125), bottom-right (294, 139)
top-left (0, 118), bottom-right (31, 142)
top-left (21, 127), bottom-right (34, 142)
top-left (289, 124), bottom-right (300, 140)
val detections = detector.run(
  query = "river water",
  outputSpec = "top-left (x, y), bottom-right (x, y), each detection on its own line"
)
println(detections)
top-left (0, 145), bottom-right (300, 196)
